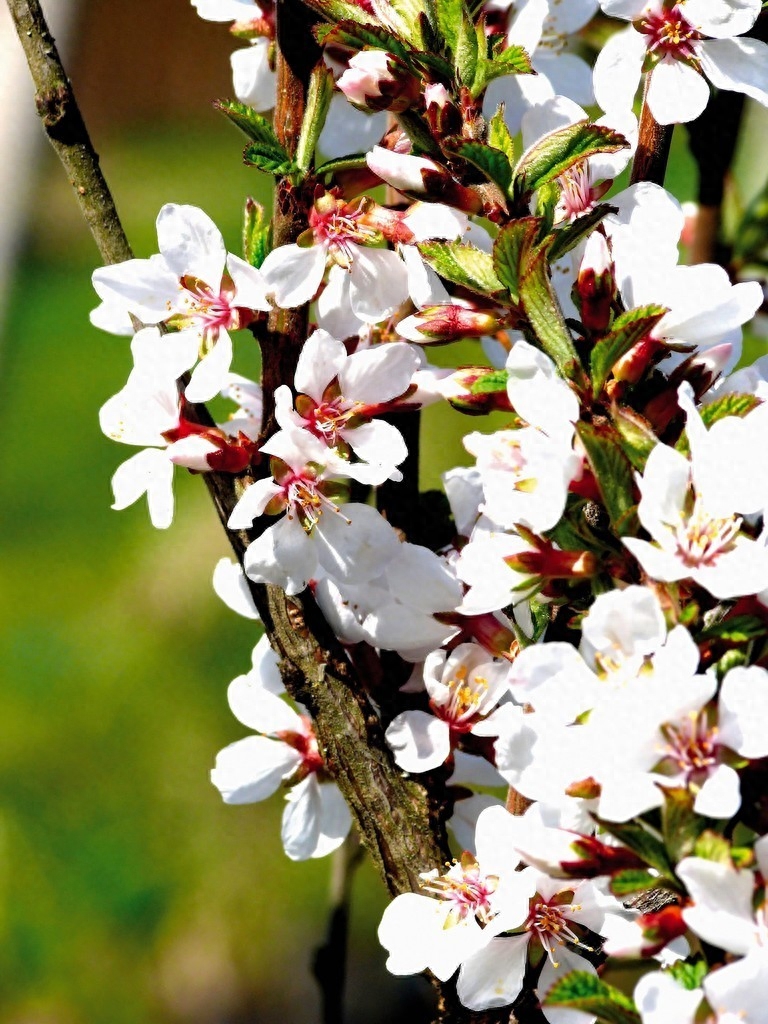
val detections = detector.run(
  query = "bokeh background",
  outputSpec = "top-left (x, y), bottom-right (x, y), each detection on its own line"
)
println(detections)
top-left (1, 2), bottom-right (766, 1022)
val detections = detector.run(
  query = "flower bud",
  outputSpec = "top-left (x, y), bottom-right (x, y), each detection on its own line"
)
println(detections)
top-left (398, 304), bottom-right (501, 343)
top-left (337, 50), bottom-right (419, 113)
top-left (575, 232), bottom-right (616, 333)
top-left (438, 366), bottom-right (513, 415)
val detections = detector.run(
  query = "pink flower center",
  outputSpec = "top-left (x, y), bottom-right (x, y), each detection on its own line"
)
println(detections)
top-left (277, 716), bottom-right (326, 781)
top-left (638, 6), bottom-right (701, 61)
top-left (557, 166), bottom-right (608, 222)
top-left (525, 896), bottom-right (591, 967)
top-left (284, 473), bottom-right (342, 532)
top-left (420, 855), bottom-right (499, 926)
top-left (432, 664), bottom-right (490, 734)
top-left (309, 202), bottom-right (378, 268)
top-left (660, 711), bottom-right (719, 781)
top-left (179, 276), bottom-right (239, 336)
top-left (672, 496), bottom-right (741, 568)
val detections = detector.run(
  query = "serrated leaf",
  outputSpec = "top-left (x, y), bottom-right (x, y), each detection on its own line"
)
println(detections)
top-left (378, 0), bottom-right (426, 48)
top-left (594, 817), bottom-right (675, 877)
top-left (449, 141), bottom-right (512, 193)
top-left (660, 786), bottom-right (705, 863)
top-left (534, 180), bottom-right (559, 232)
top-left (296, 63), bottom-right (335, 172)
top-left (612, 404), bottom-right (659, 473)
top-left (609, 869), bottom-right (658, 897)
top-left (304, 0), bottom-right (375, 26)
top-left (545, 972), bottom-right (641, 1024)
top-left (518, 239), bottom-right (582, 379)
top-left (590, 304), bottom-right (668, 398)
top-left (243, 142), bottom-right (299, 175)
top-left (514, 120), bottom-right (629, 198)
top-left (548, 204), bottom-right (615, 262)
top-left (431, 0), bottom-right (463, 53)
top-left (418, 240), bottom-right (504, 295)
top-left (470, 369), bottom-right (508, 394)
top-left (455, 9), bottom-right (479, 89)
top-left (396, 109), bottom-right (442, 157)
top-left (488, 105), bottom-right (515, 166)
top-left (314, 19), bottom-right (411, 59)
top-left (483, 43), bottom-right (533, 83)
top-left (409, 48), bottom-right (455, 78)
top-left (577, 422), bottom-right (638, 535)
top-left (215, 99), bottom-right (284, 147)
top-left (492, 217), bottom-right (541, 304)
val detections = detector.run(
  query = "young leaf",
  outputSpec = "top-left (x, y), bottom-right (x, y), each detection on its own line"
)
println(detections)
top-left (314, 19), bottom-right (411, 59)
top-left (676, 391), bottom-right (762, 455)
top-left (418, 240), bottom-right (504, 295)
top-left (576, 422), bottom-right (638, 535)
top-left (492, 217), bottom-right (541, 304)
top-left (609, 868), bottom-right (658, 898)
top-left (470, 368), bottom-right (509, 394)
top-left (243, 142), bottom-right (299, 176)
top-left (315, 154), bottom-right (370, 177)
top-left (518, 239), bottom-right (582, 379)
top-left (243, 198), bottom-right (271, 268)
top-left (612, 404), bottom-right (659, 473)
top-left (488, 105), bottom-right (515, 166)
top-left (430, 0), bottom-right (464, 53)
top-left (448, 141), bottom-right (512, 193)
top-left (303, 0), bottom-right (375, 27)
top-left (547, 204), bottom-right (615, 261)
top-left (693, 829), bottom-right (733, 865)
top-left (215, 99), bottom-right (284, 147)
top-left (590, 304), bottom-right (668, 399)
top-left (660, 786), bottom-right (705, 863)
top-left (667, 958), bottom-right (708, 992)
top-left (295, 63), bottom-right (335, 172)
top-left (513, 120), bottom-right (629, 198)
top-left (544, 972), bottom-right (641, 1024)
top-left (455, 9), bottom-right (479, 89)
top-left (700, 614), bottom-right (767, 643)
top-left (482, 43), bottom-right (534, 83)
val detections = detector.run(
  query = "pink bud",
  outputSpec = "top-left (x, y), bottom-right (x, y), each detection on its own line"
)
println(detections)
top-left (337, 51), bottom-right (419, 113)
top-left (576, 232), bottom-right (615, 333)
top-left (398, 304), bottom-right (501, 343)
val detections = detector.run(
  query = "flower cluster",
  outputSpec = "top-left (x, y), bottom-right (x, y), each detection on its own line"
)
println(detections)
top-left (89, 0), bottom-right (768, 1018)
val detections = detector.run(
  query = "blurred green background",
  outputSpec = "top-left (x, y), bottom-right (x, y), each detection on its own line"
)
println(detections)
top-left (1, 2), bottom-right (767, 1022)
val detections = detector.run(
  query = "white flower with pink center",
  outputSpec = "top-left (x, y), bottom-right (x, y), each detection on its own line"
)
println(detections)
top-left (91, 204), bottom-right (271, 401)
top-left (211, 651), bottom-right (351, 861)
top-left (384, 643), bottom-right (510, 772)
top-left (623, 387), bottom-right (768, 599)
top-left (456, 869), bottom-right (614, 1018)
top-left (273, 329), bottom-right (418, 485)
top-left (594, 0), bottom-right (768, 124)
top-left (378, 807), bottom-right (534, 982)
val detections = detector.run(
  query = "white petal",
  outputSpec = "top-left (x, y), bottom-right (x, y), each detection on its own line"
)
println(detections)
top-left (314, 502), bottom-right (400, 584)
top-left (191, 0), bottom-right (259, 22)
top-left (260, 243), bottom-right (327, 308)
top-left (244, 517), bottom-right (317, 595)
top-left (634, 971), bottom-right (702, 1024)
top-left (339, 341), bottom-right (418, 405)
top-left (185, 329), bottom-right (234, 403)
top-left (231, 39), bottom-right (276, 112)
top-left (226, 253), bottom-right (271, 311)
top-left (718, 665), bottom-right (768, 758)
top-left (349, 247), bottom-right (410, 323)
top-left (227, 672), bottom-right (297, 734)
top-left (676, 856), bottom-right (757, 955)
top-left (699, 36), bottom-right (768, 106)
top-left (647, 59), bottom-right (710, 125)
top-left (385, 543), bottom-right (462, 613)
top-left (156, 203), bottom-right (227, 286)
top-left (281, 776), bottom-right (321, 860)
top-left (92, 256), bottom-right (180, 324)
top-left (227, 477), bottom-right (283, 529)
top-left (457, 934), bottom-right (529, 1011)
top-left (385, 711), bottom-right (451, 772)
top-left (111, 448), bottom-right (174, 529)
top-left (319, 95), bottom-right (388, 160)
top-left (295, 329), bottom-right (346, 401)
top-left (212, 557), bottom-right (260, 619)
top-left (693, 763), bottom-right (741, 818)
top-left (308, 782), bottom-right (353, 859)
top-left (592, 26), bottom-right (646, 115)
top-left (684, 0), bottom-right (761, 38)
top-left (211, 735), bottom-right (299, 804)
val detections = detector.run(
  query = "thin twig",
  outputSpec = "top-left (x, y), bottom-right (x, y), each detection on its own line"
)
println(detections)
top-left (5, 0), bottom-right (133, 264)
top-left (629, 77), bottom-right (673, 188)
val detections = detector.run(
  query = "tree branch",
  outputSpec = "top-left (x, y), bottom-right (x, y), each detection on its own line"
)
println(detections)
top-left (5, 0), bottom-right (133, 264)
top-left (629, 77), bottom-right (673, 188)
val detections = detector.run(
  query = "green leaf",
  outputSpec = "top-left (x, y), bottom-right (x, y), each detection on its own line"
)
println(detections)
top-left (576, 422), bottom-right (638, 535)
top-left (418, 240), bottom-right (504, 295)
top-left (384, 0), bottom-right (426, 48)
top-left (431, 0), bottom-right (463, 53)
top-left (304, 0), bottom-right (375, 26)
top-left (660, 786), bottom-right (705, 862)
top-left (314, 19), bottom-right (411, 60)
top-left (534, 180), bottom-right (560, 232)
top-left (514, 120), bottom-right (629, 198)
top-left (315, 153), bottom-right (370, 177)
top-left (396, 109), bottom-right (442, 157)
top-left (544, 972), bottom-right (641, 1024)
top-left (594, 817), bottom-right (675, 877)
top-left (590, 304), bottom-right (668, 398)
top-left (547, 204), bottom-right (615, 261)
top-left (296, 63), bottom-right (335, 172)
top-left (215, 99), bottom-right (284, 147)
top-left (242, 142), bottom-right (299, 176)
top-left (470, 368), bottom-right (508, 394)
top-left (609, 869), bottom-right (658, 898)
top-left (448, 141), bottom-right (512, 193)
top-left (518, 239), bottom-right (582, 379)
top-left (667, 958), bottom-right (708, 992)
top-left (492, 217), bottom-right (541, 304)
top-left (242, 198), bottom-right (271, 269)
top-left (455, 9), bottom-right (479, 89)
top-left (487, 105), bottom-right (515, 166)
top-left (482, 42), bottom-right (534, 83)
top-left (612, 405), bottom-right (659, 473)
top-left (700, 614), bottom-right (767, 643)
